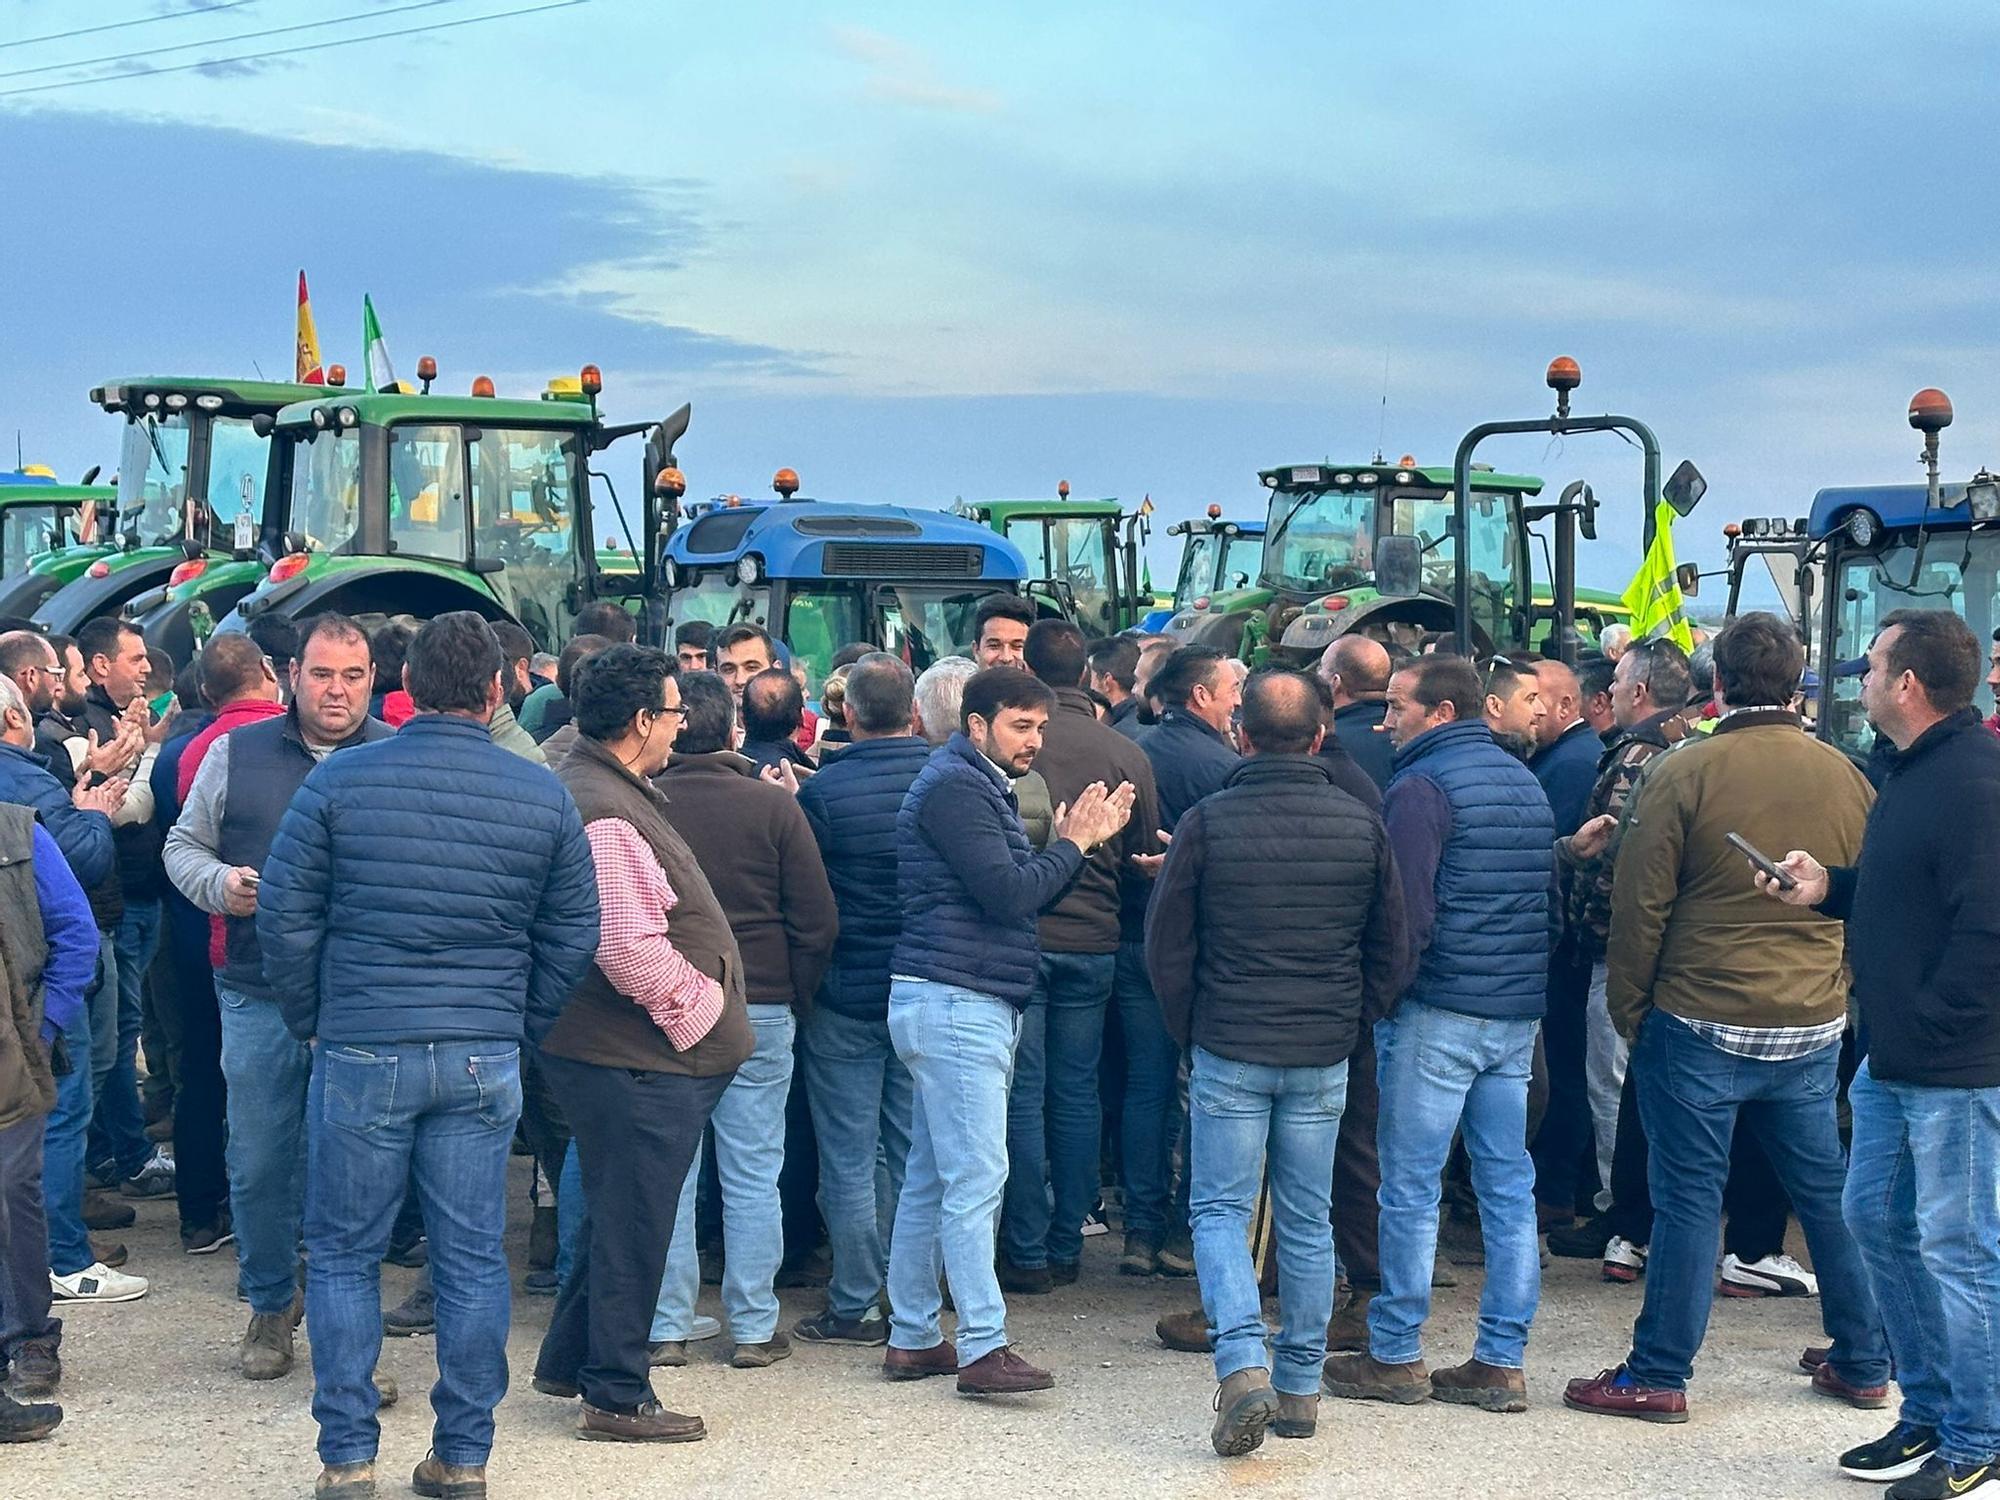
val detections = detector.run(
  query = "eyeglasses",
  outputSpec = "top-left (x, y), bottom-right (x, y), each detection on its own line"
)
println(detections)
top-left (39, 664), bottom-right (66, 680)
top-left (650, 704), bottom-right (688, 720)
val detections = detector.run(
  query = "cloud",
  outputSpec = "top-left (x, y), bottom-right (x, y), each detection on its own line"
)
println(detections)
top-left (827, 24), bottom-right (1002, 116)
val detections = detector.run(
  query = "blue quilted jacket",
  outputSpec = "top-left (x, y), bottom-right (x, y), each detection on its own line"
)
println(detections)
top-left (890, 734), bottom-right (1084, 1008)
top-left (797, 734), bottom-right (934, 1021)
top-left (258, 714), bottom-right (600, 1045)
top-left (0, 740), bottom-right (113, 892)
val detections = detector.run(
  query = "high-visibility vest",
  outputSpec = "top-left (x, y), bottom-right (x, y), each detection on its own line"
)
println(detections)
top-left (1622, 500), bottom-right (1695, 651)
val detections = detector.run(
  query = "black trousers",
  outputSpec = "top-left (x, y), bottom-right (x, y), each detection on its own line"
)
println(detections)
top-left (1331, 1015), bottom-right (1382, 1290)
top-left (534, 1054), bottom-right (731, 1413)
top-left (1531, 939), bottom-right (1598, 1214)
top-left (164, 897), bottom-right (227, 1231)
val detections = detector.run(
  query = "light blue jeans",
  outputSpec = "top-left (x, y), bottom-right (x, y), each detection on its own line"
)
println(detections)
top-left (217, 985), bottom-right (314, 1316)
top-left (799, 1005), bottom-right (913, 1323)
top-left (885, 978), bottom-right (1021, 1365)
top-left (1369, 1000), bottom-right (1541, 1368)
top-left (653, 1004), bottom-right (795, 1344)
top-left (1189, 1045), bottom-right (1347, 1397)
top-left (1845, 1059), bottom-right (2000, 1465)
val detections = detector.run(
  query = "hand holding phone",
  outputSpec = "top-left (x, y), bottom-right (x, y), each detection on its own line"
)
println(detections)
top-left (1727, 832), bottom-right (1797, 891)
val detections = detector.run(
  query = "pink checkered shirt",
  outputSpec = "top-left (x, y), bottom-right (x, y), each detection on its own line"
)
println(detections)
top-left (583, 818), bottom-right (724, 1052)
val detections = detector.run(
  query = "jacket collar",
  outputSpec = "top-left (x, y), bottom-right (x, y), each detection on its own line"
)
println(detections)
top-left (1605, 704), bottom-right (1696, 755)
top-left (661, 748), bottom-right (756, 778)
top-left (85, 683), bottom-right (125, 719)
top-left (833, 733), bottom-right (928, 758)
top-left (1333, 697), bottom-right (1387, 722)
top-left (1710, 706), bottom-right (1801, 736)
top-left (1393, 717), bottom-right (1493, 770)
top-left (1225, 752), bottom-right (1339, 790)
top-left (281, 704), bottom-right (390, 755)
top-left (212, 698), bottom-right (285, 732)
top-left (1107, 697), bottom-right (1139, 727)
top-left (1052, 686), bottom-right (1098, 720)
top-left (567, 730), bottom-right (674, 812)
top-left (1888, 706), bottom-right (1985, 770)
top-left (396, 712), bottom-right (497, 741)
top-left (945, 731), bottom-right (1015, 796)
top-left (1530, 716), bottom-right (1600, 765)
top-left (0, 739), bottom-right (52, 773)
top-left (1157, 707), bottom-right (1227, 745)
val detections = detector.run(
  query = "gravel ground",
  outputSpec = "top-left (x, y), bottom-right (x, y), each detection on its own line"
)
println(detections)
top-left (7, 1162), bottom-right (1884, 1499)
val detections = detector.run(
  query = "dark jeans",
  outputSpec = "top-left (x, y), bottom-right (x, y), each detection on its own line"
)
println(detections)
top-left (304, 1040), bottom-right (522, 1469)
top-left (89, 899), bottom-right (159, 1179)
top-left (168, 897), bottom-right (227, 1230)
top-left (1532, 938), bottom-right (1597, 1215)
top-left (0, 1112), bottom-right (54, 1362)
top-left (1113, 939), bottom-right (1181, 1243)
top-left (1001, 950), bottom-right (1116, 1269)
top-left (535, 1055), bottom-right (729, 1414)
top-left (1625, 1012), bottom-right (1889, 1392)
top-left (1331, 1014), bottom-right (1382, 1290)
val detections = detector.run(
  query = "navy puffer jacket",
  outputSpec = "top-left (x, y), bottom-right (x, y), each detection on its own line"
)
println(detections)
top-left (797, 734), bottom-right (934, 1021)
top-left (0, 741), bottom-right (113, 891)
top-left (258, 714), bottom-right (600, 1045)
top-left (891, 734), bottom-right (1084, 1008)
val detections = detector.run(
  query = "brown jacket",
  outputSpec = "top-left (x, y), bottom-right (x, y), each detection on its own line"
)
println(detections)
top-left (654, 751), bottom-right (839, 1008)
top-left (539, 735), bottom-right (753, 1077)
top-left (1030, 688), bottom-right (1161, 954)
top-left (0, 804), bottom-right (54, 1128)
top-left (1606, 709), bottom-right (1872, 1038)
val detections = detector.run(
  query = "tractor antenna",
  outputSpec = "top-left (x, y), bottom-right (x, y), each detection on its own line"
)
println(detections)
top-left (14, 431), bottom-right (20, 470)
top-left (252, 359), bottom-right (267, 380)
top-left (1373, 351), bottom-right (1391, 464)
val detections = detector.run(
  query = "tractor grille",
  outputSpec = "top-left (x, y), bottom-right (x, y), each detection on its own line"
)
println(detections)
top-left (822, 542), bottom-right (985, 579)
top-left (792, 515), bottom-right (922, 537)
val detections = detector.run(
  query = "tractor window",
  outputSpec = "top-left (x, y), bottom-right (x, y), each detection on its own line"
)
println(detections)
top-left (387, 424), bottom-right (467, 562)
top-left (668, 572), bottom-right (770, 633)
top-left (118, 414), bottom-right (192, 544)
top-left (1268, 488), bottom-right (1376, 593)
top-left (1050, 516), bottom-right (1114, 627)
top-left (206, 416), bottom-right (271, 538)
top-left (1222, 533), bottom-right (1260, 591)
top-left (1174, 532), bottom-right (1220, 606)
top-left (1006, 517), bottom-right (1051, 580)
top-left (1395, 491), bottom-right (1520, 649)
top-left (784, 587), bottom-right (870, 692)
top-left (289, 429), bottom-right (362, 553)
top-left (879, 584), bottom-right (994, 670)
top-left (470, 427), bottom-right (582, 648)
top-left (1, 505), bottom-right (65, 575)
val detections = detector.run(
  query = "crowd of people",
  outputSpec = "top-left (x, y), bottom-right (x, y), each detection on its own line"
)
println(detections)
top-left (0, 590), bottom-right (1994, 1500)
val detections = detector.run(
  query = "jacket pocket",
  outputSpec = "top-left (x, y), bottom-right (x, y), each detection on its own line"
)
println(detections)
top-left (321, 1047), bottom-right (397, 1133)
top-left (468, 1048), bottom-right (523, 1130)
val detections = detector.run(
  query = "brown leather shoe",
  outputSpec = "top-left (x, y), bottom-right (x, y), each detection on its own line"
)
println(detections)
top-left (1273, 1392), bottom-right (1318, 1438)
top-left (1325, 1290), bottom-right (1372, 1353)
top-left (82, 1192), bottom-right (134, 1231)
top-left (1156, 1307), bottom-right (1211, 1353)
top-left (314, 1462), bottom-right (376, 1498)
top-left (89, 1239), bottom-right (128, 1269)
top-left (1430, 1357), bottom-right (1529, 1413)
top-left (1321, 1351), bottom-right (1431, 1405)
top-left (883, 1341), bottom-right (958, 1381)
top-left (576, 1400), bottom-right (705, 1443)
top-left (1210, 1368), bottom-right (1278, 1456)
top-left (957, 1345), bottom-right (1054, 1395)
top-left (411, 1452), bottom-right (487, 1498)
top-left (1561, 1366), bottom-right (1689, 1423)
top-left (731, 1331), bottom-right (792, 1369)
top-left (1798, 1345), bottom-right (1829, 1374)
top-left (1812, 1361), bottom-right (1891, 1409)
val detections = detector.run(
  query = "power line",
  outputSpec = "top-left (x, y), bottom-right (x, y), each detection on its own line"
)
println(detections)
top-left (0, 1), bottom-right (255, 54)
top-left (1, 0), bottom-right (475, 82)
top-left (0, 0), bottom-right (591, 100)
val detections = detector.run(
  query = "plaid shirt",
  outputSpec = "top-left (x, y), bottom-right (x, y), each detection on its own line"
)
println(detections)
top-left (583, 818), bottom-right (723, 1052)
top-left (1680, 1015), bottom-right (1846, 1062)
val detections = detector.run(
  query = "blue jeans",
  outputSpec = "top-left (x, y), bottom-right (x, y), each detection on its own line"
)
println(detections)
top-left (1370, 1000), bottom-right (1541, 1368)
top-left (1115, 940), bottom-right (1183, 1243)
top-left (82, 928), bottom-right (121, 1174)
top-left (654, 1004), bottom-right (795, 1344)
top-left (1628, 1012), bottom-right (1888, 1392)
top-left (800, 1005), bottom-right (913, 1323)
top-left (44, 1015), bottom-right (94, 1277)
top-left (304, 1040), bottom-right (522, 1469)
top-left (217, 986), bottom-right (313, 1316)
top-left (1002, 950), bottom-right (1115, 1269)
top-left (885, 979), bottom-right (1021, 1365)
top-left (90, 900), bottom-right (158, 1179)
top-left (1844, 1060), bottom-right (2000, 1464)
top-left (1189, 1046), bottom-right (1347, 1396)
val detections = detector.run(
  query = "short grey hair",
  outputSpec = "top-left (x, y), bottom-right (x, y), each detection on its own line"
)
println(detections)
top-left (914, 656), bottom-right (979, 746)
top-left (845, 652), bottom-right (916, 735)
top-left (0, 672), bottom-right (28, 723)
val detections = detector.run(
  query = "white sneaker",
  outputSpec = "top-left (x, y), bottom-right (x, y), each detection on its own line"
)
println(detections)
top-left (1720, 1251), bottom-right (1818, 1298)
top-left (51, 1262), bottom-right (149, 1303)
top-left (1081, 1206), bottom-right (1110, 1239)
top-left (689, 1314), bottom-right (722, 1342)
top-left (1602, 1236), bottom-right (1647, 1283)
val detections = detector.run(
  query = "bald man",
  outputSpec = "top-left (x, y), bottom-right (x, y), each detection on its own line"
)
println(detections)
top-left (1315, 635), bottom-right (1395, 791)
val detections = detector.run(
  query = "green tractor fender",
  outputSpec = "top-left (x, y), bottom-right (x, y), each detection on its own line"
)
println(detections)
top-left (1272, 592), bottom-right (1462, 664)
top-left (224, 557), bottom-right (518, 641)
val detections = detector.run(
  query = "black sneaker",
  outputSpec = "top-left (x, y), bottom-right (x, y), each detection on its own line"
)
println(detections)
top-left (1889, 1456), bottom-right (2000, 1500)
top-left (182, 1212), bottom-right (236, 1256)
top-left (792, 1308), bottom-right (889, 1346)
top-left (0, 1390), bottom-right (62, 1443)
top-left (6, 1330), bottom-right (60, 1399)
top-left (1842, 1423), bottom-right (1942, 1483)
top-left (997, 1258), bottom-right (1051, 1295)
top-left (383, 1284), bottom-right (436, 1337)
top-left (1548, 1214), bottom-right (1612, 1259)
top-left (383, 1236), bottom-right (428, 1269)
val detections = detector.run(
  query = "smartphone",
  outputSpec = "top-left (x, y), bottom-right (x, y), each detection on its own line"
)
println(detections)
top-left (241, 869), bottom-right (261, 888)
top-left (1726, 832), bottom-right (1797, 891)
top-left (149, 691), bottom-right (176, 718)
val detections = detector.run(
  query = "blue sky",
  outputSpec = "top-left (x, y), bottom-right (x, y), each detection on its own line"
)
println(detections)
top-left (3, 0), bottom-right (1999, 594)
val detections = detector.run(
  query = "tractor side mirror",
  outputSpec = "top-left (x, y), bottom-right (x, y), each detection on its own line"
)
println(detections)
top-left (1675, 561), bottom-right (1701, 598)
top-left (251, 413), bottom-right (276, 439)
top-left (1664, 459), bottom-right (1707, 517)
top-left (1375, 534), bottom-right (1422, 597)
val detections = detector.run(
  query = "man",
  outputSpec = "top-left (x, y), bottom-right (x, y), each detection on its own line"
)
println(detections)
top-left (1121, 638), bottom-right (1178, 739)
top-left (1528, 660), bottom-right (1602, 839)
top-left (792, 654), bottom-right (931, 1346)
top-left (1002, 621), bottom-right (1159, 1292)
top-left (532, 634), bottom-right (612, 757)
top-left (1315, 634), bottom-right (1395, 791)
top-left (675, 620), bottom-right (713, 674)
top-left (1599, 623), bottom-right (1633, 661)
top-left (1578, 655), bottom-right (1617, 736)
top-left (884, 667), bottom-right (1132, 1395)
top-left (715, 623), bottom-right (776, 703)
top-left (914, 655), bottom-right (1067, 845)
top-left (532, 645), bottom-right (753, 1445)
top-left (488, 620), bottom-right (547, 765)
top-left (71, 617), bottom-right (175, 1205)
top-left (1761, 611), bottom-right (2000, 1496)
top-left (1140, 647), bottom-right (1242, 831)
top-left (529, 651), bottom-right (558, 688)
top-left (0, 688), bottom-right (102, 1407)
top-left (649, 671), bottom-right (838, 1368)
top-left (1086, 636), bottom-right (1142, 736)
top-left (1322, 654), bottom-right (1552, 1415)
top-left (246, 615), bottom-right (301, 701)
top-left (1148, 669), bottom-right (1408, 1455)
top-left (740, 667), bottom-right (815, 776)
top-left (971, 595), bottom-right (1035, 670)
top-left (165, 618), bottom-right (393, 1377)
top-left (1480, 654), bottom-right (1546, 760)
top-left (256, 612), bottom-right (599, 1496)
top-left (1564, 613), bottom-right (1888, 1424)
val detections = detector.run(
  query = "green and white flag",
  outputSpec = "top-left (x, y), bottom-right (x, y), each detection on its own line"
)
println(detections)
top-left (362, 294), bottom-right (398, 394)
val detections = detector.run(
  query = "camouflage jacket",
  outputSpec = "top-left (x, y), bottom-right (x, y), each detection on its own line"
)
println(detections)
top-left (1563, 706), bottom-right (1702, 956)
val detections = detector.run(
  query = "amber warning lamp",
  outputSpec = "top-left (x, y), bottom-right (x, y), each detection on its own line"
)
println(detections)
top-left (325, 364), bottom-right (346, 388)
top-left (471, 376), bottom-right (496, 398)
top-left (416, 356), bottom-right (437, 394)
top-left (1206, 503), bottom-right (1222, 519)
top-left (1057, 480), bottom-right (1071, 499)
top-left (1909, 387), bottom-right (1953, 508)
top-left (654, 467), bottom-right (686, 498)
top-left (773, 467), bottom-right (800, 499)
top-left (1546, 356), bottom-right (1582, 420)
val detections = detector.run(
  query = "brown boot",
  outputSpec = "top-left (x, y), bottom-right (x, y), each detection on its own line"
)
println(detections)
top-left (1273, 1392), bottom-right (1318, 1438)
top-left (883, 1341), bottom-right (958, 1380)
top-left (1209, 1368), bottom-right (1278, 1457)
top-left (1430, 1357), bottom-right (1528, 1413)
top-left (240, 1311), bottom-right (295, 1380)
top-left (956, 1345), bottom-right (1054, 1395)
top-left (577, 1400), bottom-right (705, 1443)
top-left (82, 1192), bottom-right (134, 1231)
top-left (1155, 1307), bottom-right (1211, 1353)
top-left (1321, 1351), bottom-right (1431, 1405)
top-left (1325, 1290), bottom-right (1372, 1353)
top-left (314, 1462), bottom-right (376, 1498)
top-left (411, 1452), bottom-right (487, 1498)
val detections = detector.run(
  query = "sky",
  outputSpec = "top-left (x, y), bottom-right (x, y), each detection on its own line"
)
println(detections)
top-left (3, 0), bottom-right (1999, 598)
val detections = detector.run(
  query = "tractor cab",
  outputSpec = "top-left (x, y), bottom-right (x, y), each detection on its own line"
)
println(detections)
top-left (1137, 507), bottom-right (1264, 633)
top-left (953, 484), bottom-right (1153, 632)
top-left (1720, 515), bottom-right (1818, 645)
top-left (0, 471), bottom-right (99, 581)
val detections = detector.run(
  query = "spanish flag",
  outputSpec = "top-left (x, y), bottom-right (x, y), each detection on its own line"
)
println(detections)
top-left (1621, 500), bottom-right (1695, 651)
top-left (296, 271), bottom-right (324, 385)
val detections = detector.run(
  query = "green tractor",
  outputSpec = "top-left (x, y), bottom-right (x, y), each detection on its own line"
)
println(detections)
top-left (210, 365), bottom-right (682, 650)
top-left (952, 483), bottom-right (1154, 632)
top-left (0, 378), bottom-right (322, 647)
top-left (0, 471), bottom-right (105, 585)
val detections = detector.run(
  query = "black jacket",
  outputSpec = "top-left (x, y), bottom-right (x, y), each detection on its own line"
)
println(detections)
top-left (1140, 709), bottom-right (1240, 832)
top-left (1145, 754), bottom-right (1410, 1067)
top-left (1331, 698), bottom-right (1394, 791)
top-left (1820, 709), bottom-right (2000, 1087)
top-left (1029, 688), bottom-right (1159, 955)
